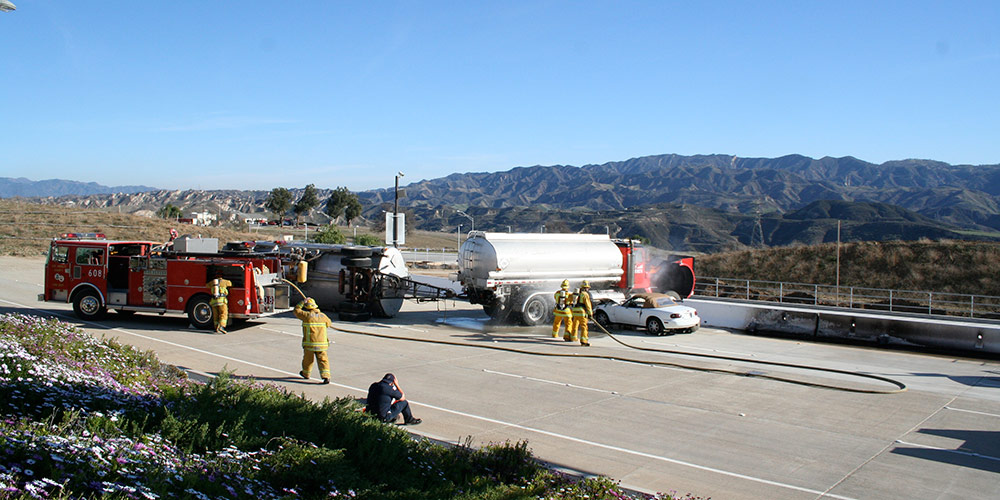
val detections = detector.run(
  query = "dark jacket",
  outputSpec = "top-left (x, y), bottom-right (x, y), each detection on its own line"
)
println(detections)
top-left (366, 374), bottom-right (402, 419)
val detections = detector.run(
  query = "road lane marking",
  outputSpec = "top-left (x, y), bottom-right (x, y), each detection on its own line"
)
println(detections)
top-left (944, 406), bottom-right (1000, 419)
top-left (1, 297), bottom-right (857, 499)
top-left (258, 326), bottom-right (334, 343)
top-left (483, 369), bottom-right (621, 395)
top-left (895, 440), bottom-right (1000, 463)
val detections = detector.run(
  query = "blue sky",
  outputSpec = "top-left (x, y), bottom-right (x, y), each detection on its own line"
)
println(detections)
top-left (1, 1), bottom-right (998, 192)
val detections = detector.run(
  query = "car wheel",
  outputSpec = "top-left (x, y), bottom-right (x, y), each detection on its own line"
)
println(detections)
top-left (594, 310), bottom-right (612, 329)
top-left (187, 296), bottom-right (214, 330)
top-left (73, 289), bottom-right (106, 320)
top-left (521, 295), bottom-right (549, 326)
top-left (645, 317), bottom-right (665, 336)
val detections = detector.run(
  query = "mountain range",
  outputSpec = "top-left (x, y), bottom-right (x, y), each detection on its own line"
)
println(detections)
top-left (0, 177), bottom-right (157, 198)
top-left (9, 153), bottom-right (1000, 252)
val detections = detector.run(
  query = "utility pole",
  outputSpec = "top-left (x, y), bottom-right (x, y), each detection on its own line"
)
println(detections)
top-left (393, 172), bottom-right (404, 247)
top-left (457, 210), bottom-right (474, 232)
top-left (836, 220), bottom-right (841, 306)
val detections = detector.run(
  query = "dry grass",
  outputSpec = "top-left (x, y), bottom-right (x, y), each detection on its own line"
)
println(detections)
top-left (10, 199), bottom-right (993, 295)
top-left (0, 199), bottom-right (463, 257)
top-left (698, 239), bottom-right (1000, 296)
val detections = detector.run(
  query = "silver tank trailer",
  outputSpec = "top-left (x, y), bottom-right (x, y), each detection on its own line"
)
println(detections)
top-left (278, 243), bottom-right (409, 317)
top-left (457, 232), bottom-right (624, 324)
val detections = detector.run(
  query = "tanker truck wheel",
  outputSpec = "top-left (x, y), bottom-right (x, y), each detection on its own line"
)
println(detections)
top-left (341, 257), bottom-right (372, 267)
top-left (342, 246), bottom-right (372, 257)
top-left (521, 295), bottom-right (551, 326)
top-left (339, 311), bottom-right (371, 322)
top-left (483, 302), bottom-right (500, 319)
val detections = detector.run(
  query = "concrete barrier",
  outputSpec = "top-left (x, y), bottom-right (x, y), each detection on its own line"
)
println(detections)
top-left (688, 298), bottom-right (999, 354)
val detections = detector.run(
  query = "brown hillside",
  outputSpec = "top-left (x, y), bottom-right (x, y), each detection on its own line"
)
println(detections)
top-left (0, 199), bottom-right (262, 257)
top-left (698, 240), bottom-right (1000, 297)
top-left (0, 200), bottom-right (460, 257)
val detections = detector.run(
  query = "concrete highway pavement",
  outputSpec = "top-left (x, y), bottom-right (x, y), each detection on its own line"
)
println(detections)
top-left (3, 256), bottom-right (999, 499)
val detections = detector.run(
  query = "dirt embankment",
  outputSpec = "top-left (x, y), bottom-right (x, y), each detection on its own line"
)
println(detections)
top-left (0, 199), bottom-right (462, 257)
top-left (0, 199), bottom-right (263, 256)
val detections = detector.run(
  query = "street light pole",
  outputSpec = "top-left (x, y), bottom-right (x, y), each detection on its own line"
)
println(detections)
top-left (393, 172), bottom-right (404, 247)
top-left (457, 224), bottom-right (462, 251)
top-left (457, 210), bottom-right (474, 233)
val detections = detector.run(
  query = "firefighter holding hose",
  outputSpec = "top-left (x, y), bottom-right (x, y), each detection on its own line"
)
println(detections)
top-left (295, 297), bottom-right (333, 384)
top-left (568, 280), bottom-right (593, 347)
top-left (552, 279), bottom-right (572, 338)
top-left (207, 271), bottom-right (232, 334)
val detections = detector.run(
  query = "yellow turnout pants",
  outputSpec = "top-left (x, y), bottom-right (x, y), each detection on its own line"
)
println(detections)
top-left (302, 349), bottom-right (331, 379)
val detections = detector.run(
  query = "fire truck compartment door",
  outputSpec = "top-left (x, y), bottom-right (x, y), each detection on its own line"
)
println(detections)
top-left (108, 292), bottom-right (127, 306)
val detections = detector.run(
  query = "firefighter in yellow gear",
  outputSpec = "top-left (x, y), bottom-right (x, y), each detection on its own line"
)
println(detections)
top-left (563, 289), bottom-right (578, 342)
top-left (552, 279), bottom-right (572, 338)
top-left (206, 274), bottom-right (233, 334)
top-left (294, 297), bottom-right (333, 384)
top-left (570, 281), bottom-right (593, 346)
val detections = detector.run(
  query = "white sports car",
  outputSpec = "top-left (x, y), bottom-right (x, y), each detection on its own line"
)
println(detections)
top-left (593, 293), bottom-right (700, 335)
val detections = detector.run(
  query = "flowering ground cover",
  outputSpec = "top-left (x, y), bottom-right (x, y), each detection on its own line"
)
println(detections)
top-left (0, 313), bottom-right (703, 499)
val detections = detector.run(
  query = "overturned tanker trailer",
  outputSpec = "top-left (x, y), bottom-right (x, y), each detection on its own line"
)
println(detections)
top-left (224, 241), bottom-right (453, 321)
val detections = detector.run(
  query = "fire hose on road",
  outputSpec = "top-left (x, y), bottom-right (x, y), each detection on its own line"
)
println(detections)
top-left (283, 273), bottom-right (906, 394)
top-left (330, 313), bottom-right (908, 395)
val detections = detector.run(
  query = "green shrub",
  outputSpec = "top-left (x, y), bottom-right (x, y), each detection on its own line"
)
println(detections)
top-left (313, 225), bottom-right (346, 244)
top-left (1, 313), bottom-right (688, 499)
top-left (355, 233), bottom-right (380, 246)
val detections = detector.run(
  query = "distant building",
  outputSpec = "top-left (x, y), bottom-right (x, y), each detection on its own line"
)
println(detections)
top-left (187, 211), bottom-right (217, 227)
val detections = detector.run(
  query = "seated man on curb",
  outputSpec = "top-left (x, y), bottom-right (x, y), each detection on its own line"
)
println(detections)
top-left (365, 373), bottom-right (421, 425)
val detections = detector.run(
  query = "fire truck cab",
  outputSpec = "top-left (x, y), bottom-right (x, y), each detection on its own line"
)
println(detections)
top-left (38, 234), bottom-right (292, 329)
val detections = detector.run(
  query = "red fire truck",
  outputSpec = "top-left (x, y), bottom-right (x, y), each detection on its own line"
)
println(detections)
top-left (38, 233), bottom-right (293, 329)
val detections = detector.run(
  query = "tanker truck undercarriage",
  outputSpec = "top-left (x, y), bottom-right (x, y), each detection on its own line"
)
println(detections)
top-left (223, 241), bottom-right (454, 321)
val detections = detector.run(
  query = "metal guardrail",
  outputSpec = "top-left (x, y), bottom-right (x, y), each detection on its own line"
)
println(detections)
top-left (693, 277), bottom-right (1000, 321)
top-left (400, 249), bottom-right (458, 264)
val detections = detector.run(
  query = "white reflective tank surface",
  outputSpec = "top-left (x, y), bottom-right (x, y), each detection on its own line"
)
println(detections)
top-left (458, 232), bottom-right (623, 286)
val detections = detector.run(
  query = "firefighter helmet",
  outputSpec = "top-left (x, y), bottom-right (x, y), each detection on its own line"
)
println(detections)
top-left (302, 298), bottom-right (319, 310)
top-left (581, 280), bottom-right (590, 289)
top-left (561, 279), bottom-right (570, 289)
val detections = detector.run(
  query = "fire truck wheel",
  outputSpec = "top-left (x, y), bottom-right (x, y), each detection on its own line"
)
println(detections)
top-left (342, 246), bottom-right (373, 257)
top-left (73, 289), bottom-right (106, 320)
top-left (339, 311), bottom-right (371, 322)
top-left (187, 296), bottom-right (215, 330)
top-left (341, 257), bottom-right (372, 267)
